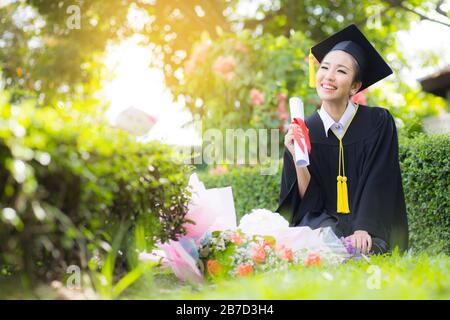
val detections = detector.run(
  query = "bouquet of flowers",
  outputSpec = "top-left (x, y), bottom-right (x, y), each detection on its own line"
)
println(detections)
top-left (199, 230), bottom-right (292, 279)
top-left (197, 209), bottom-right (353, 280)
top-left (140, 174), bottom-right (356, 283)
top-left (199, 230), bottom-right (320, 279)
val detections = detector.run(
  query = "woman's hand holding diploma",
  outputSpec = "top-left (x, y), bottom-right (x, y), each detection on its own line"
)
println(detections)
top-left (284, 98), bottom-right (311, 198)
top-left (288, 97), bottom-right (310, 167)
top-left (284, 124), bottom-right (304, 159)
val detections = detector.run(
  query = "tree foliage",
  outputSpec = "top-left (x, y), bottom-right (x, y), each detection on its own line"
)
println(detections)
top-left (1, 0), bottom-right (448, 102)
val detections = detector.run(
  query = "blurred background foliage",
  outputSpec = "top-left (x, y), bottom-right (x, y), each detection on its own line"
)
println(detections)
top-left (0, 1), bottom-right (448, 129)
top-left (0, 91), bottom-right (191, 282)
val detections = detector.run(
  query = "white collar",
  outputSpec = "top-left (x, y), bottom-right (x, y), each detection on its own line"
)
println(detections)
top-left (318, 101), bottom-right (357, 137)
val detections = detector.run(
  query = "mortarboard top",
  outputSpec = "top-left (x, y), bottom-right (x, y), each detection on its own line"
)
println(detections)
top-left (308, 24), bottom-right (393, 92)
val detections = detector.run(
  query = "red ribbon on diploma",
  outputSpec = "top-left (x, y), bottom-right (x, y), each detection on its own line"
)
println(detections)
top-left (292, 118), bottom-right (311, 154)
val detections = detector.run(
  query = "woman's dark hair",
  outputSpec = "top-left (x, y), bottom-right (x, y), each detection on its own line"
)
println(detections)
top-left (350, 55), bottom-right (362, 84)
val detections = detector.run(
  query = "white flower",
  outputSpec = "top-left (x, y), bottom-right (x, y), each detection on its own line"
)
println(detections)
top-left (238, 208), bottom-right (289, 237)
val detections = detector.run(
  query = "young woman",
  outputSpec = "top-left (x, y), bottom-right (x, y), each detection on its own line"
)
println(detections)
top-left (277, 24), bottom-right (408, 255)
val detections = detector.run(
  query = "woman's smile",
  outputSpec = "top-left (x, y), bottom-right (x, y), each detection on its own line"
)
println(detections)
top-left (320, 82), bottom-right (338, 91)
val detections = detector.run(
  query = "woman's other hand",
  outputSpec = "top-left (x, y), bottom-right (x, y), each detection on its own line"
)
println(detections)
top-left (346, 230), bottom-right (372, 254)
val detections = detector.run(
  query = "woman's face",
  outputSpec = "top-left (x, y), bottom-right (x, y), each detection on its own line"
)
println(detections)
top-left (315, 50), bottom-right (362, 102)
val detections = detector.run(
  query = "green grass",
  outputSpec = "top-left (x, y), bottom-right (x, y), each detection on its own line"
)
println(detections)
top-left (2, 252), bottom-right (449, 299)
top-left (122, 251), bottom-right (450, 300)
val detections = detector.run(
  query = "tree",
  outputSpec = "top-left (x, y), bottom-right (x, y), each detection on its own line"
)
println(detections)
top-left (242, 0), bottom-right (450, 38)
top-left (0, 0), bottom-right (233, 103)
top-left (1, 0), bottom-right (448, 111)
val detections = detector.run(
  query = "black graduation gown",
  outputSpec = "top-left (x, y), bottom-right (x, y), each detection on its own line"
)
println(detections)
top-left (276, 105), bottom-right (409, 252)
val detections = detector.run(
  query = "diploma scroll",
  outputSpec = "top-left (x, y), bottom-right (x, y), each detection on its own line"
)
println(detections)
top-left (289, 97), bottom-right (310, 167)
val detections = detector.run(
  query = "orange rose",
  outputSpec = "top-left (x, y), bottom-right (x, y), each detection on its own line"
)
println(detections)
top-left (252, 246), bottom-right (266, 264)
top-left (237, 264), bottom-right (253, 276)
top-left (305, 252), bottom-right (321, 266)
top-left (276, 244), bottom-right (293, 262)
top-left (282, 248), bottom-right (294, 262)
top-left (230, 232), bottom-right (242, 245)
top-left (207, 259), bottom-right (222, 276)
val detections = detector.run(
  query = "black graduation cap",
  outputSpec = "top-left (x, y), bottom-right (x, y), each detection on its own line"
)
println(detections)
top-left (308, 24), bottom-right (393, 92)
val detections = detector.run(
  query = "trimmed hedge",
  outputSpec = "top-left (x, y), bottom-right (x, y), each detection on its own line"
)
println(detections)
top-left (200, 134), bottom-right (449, 254)
top-left (0, 95), bottom-right (190, 280)
top-left (399, 134), bottom-right (449, 255)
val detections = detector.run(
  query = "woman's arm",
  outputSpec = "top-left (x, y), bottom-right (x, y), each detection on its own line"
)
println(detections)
top-left (295, 165), bottom-right (311, 199)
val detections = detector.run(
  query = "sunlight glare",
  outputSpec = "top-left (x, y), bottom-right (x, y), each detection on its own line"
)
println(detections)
top-left (102, 35), bottom-right (201, 146)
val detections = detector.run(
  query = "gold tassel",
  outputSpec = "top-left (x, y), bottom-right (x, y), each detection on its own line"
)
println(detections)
top-left (337, 175), bottom-right (343, 212)
top-left (308, 49), bottom-right (316, 88)
top-left (340, 176), bottom-right (350, 213)
top-left (337, 140), bottom-right (350, 214)
top-left (333, 107), bottom-right (360, 214)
